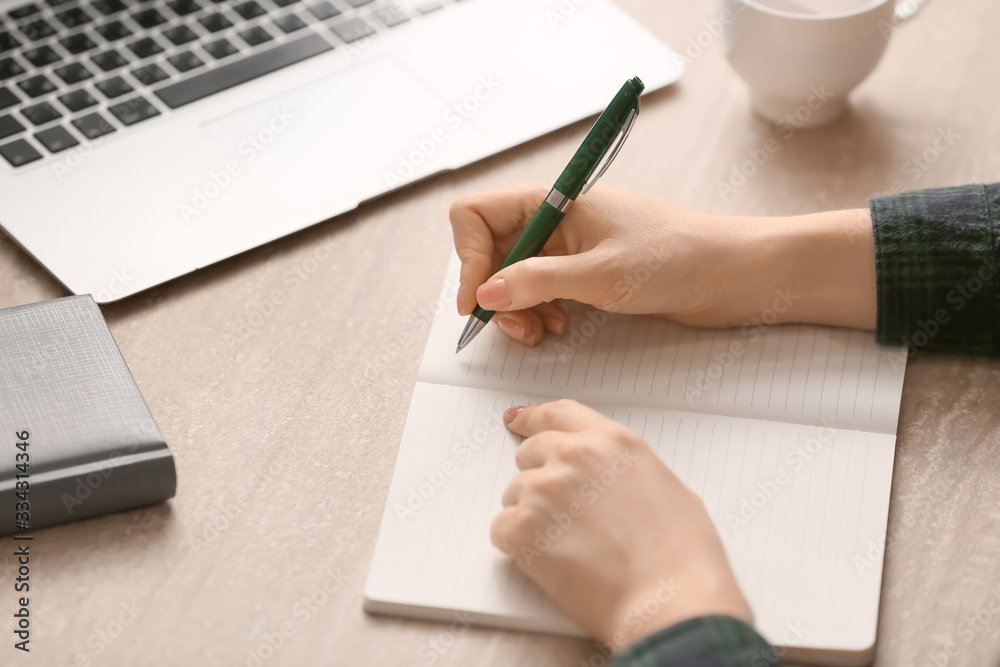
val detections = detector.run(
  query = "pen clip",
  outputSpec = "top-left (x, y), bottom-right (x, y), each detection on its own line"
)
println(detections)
top-left (580, 107), bottom-right (638, 196)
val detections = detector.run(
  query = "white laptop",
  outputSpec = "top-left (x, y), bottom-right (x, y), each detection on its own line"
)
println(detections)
top-left (0, 0), bottom-right (683, 301)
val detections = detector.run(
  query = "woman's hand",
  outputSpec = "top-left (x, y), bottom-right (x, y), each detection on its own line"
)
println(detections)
top-left (450, 183), bottom-right (877, 346)
top-left (490, 399), bottom-right (752, 650)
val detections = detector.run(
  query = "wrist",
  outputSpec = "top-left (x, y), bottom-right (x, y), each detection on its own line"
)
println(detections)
top-left (755, 208), bottom-right (877, 330)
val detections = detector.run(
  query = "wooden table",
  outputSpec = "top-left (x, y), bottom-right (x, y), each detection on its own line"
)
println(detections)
top-left (2, 1), bottom-right (999, 665)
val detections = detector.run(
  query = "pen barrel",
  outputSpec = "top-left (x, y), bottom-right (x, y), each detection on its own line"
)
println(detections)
top-left (472, 202), bottom-right (566, 324)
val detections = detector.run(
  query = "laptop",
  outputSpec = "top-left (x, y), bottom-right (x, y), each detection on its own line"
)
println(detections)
top-left (0, 0), bottom-right (683, 302)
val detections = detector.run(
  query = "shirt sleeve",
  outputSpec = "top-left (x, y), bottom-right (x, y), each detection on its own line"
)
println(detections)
top-left (869, 183), bottom-right (1000, 355)
top-left (610, 615), bottom-right (778, 667)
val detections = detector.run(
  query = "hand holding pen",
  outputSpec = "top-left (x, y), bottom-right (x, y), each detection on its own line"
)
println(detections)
top-left (454, 77), bottom-right (645, 352)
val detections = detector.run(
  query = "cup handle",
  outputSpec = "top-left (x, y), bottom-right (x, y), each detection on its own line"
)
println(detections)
top-left (894, 0), bottom-right (930, 24)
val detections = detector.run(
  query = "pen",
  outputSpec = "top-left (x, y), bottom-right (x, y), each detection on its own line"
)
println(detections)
top-left (456, 76), bottom-right (645, 353)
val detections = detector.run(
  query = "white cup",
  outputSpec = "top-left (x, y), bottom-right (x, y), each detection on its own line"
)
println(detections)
top-left (720, 0), bottom-right (929, 127)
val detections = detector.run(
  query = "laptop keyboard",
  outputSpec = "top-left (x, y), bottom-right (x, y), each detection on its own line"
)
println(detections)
top-left (0, 0), bottom-right (462, 168)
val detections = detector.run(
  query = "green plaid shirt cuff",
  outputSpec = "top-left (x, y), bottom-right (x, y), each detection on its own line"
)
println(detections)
top-left (610, 615), bottom-right (778, 667)
top-left (870, 183), bottom-right (1000, 355)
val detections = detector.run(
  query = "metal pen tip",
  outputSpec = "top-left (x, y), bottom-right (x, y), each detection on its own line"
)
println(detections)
top-left (456, 315), bottom-right (488, 353)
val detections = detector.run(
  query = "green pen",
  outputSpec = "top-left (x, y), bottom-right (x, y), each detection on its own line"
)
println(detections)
top-left (456, 76), bottom-right (645, 353)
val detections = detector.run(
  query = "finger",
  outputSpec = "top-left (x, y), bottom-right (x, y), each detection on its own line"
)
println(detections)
top-left (531, 301), bottom-right (568, 335)
top-left (489, 507), bottom-right (519, 554)
top-left (500, 474), bottom-right (524, 507)
top-left (504, 400), bottom-right (606, 438)
top-left (450, 184), bottom-right (548, 316)
top-left (494, 311), bottom-right (545, 347)
top-left (514, 431), bottom-right (566, 470)
top-left (476, 252), bottom-right (609, 312)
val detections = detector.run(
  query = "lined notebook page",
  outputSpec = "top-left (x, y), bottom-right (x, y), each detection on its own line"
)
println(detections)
top-left (365, 384), bottom-right (895, 652)
top-left (419, 259), bottom-right (906, 435)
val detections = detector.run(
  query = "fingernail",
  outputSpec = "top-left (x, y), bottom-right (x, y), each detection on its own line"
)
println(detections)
top-left (496, 316), bottom-right (523, 340)
top-left (477, 279), bottom-right (512, 310)
top-left (544, 315), bottom-right (567, 336)
top-left (457, 289), bottom-right (468, 315)
top-left (504, 406), bottom-right (524, 423)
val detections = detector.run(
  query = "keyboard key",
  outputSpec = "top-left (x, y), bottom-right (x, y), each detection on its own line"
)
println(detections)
top-left (128, 36), bottom-right (163, 58)
top-left (306, 1), bottom-right (339, 20)
top-left (17, 74), bottom-right (55, 97)
top-left (56, 7), bottom-right (93, 28)
top-left (198, 12), bottom-right (231, 32)
top-left (132, 8), bottom-right (167, 28)
top-left (58, 88), bottom-right (97, 111)
top-left (92, 0), bottom-right (127, 14)
top-left (0, 113), bottom-right (25, 140)
top-left (416, 2), bottom-right (442, 13)
top-left (0, 87), bottom-right (19, 111)
top-left (330, 17), bottom-right (374, 43)
top-left (20, 19), bottom-right (57, 40)
top-left (167, 0), bottom-right (201, 15)
top-left (45, 0), bottom-right (74, 6)
top-left (35, 124), bottom-right (79, 152)
top-left (72, 111), bottom-right (115, 139)
top-left (163, 24), bottom-right (198, 45)
top-left (108, 95), bottom-right (159, 125)
top-left (8, 3), bottom-right (40, 19)
top-left (273, 13), bottom-right (307, 33)
top-left (167, 50), bottom-right (202, 72)
top-left (91, 48), bottom-right (128, 71)
top-left (95, 75), bottom-right (132, 98)
top-left (0, 31), bottom-right (20, 53)
top-left (132, 62), bottom-right (169, 85)
top-left (60, 32), bottom-right (98, 54)
top-left (21, 101), bottom-right (61, 125)
top-left (96, 20), bottom-right (132, 41)
top-left (155, 32), bottom-right (331, 109)
top-left (0, 138), bottom-right (41, 166)
top-left (0, 57), bottom-right (26, 80)
top-left (373, 6), bottom-right (409, 27)
top-left (22, 44), bottom-right (60, 67)
top-left (272, 0), bottom-right (300, 6)
top-left (203, 37), bottom-right (237, 59)
top-left (54, 61), bottom-right (93, 84)
top-left (233, 1), bottom-right (265, 19)
top-left (238, 25), bottom-right (272, 47)
top-left (343, 0), bottom-right (373, 6)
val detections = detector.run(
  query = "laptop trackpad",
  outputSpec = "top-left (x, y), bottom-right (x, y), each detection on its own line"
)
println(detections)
top-left (201, 56), bottom-right (466, 213)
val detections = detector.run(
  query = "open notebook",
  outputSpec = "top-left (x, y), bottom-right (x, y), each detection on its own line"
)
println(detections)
top-left (365, 257), bottom-right (906, 665)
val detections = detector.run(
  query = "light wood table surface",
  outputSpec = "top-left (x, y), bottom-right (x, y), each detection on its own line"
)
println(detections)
top-left (2, 1), bottom-right (1000, 665)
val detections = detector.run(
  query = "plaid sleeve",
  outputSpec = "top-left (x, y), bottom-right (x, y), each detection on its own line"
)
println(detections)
top-left (610, 615), bottom-right (778, 667)
top-left (869, 183), bottom-right (1000, 355)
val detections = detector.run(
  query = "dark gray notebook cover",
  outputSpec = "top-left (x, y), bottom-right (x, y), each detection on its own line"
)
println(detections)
top-left (0, 295), bottom-right (175, 533)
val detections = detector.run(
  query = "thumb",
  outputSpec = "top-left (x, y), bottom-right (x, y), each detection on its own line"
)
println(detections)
top-left (476, 253), bottom-right (607, 311)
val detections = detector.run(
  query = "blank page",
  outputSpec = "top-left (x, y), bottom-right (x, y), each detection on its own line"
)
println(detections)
top-left (419, 257), bottom-right (906, 434)
top-left (365, 383), bottom-right (895, 652)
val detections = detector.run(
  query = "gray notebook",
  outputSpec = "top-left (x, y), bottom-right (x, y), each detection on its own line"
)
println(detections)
top-left (0, 296), bottom-right (175, 534)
